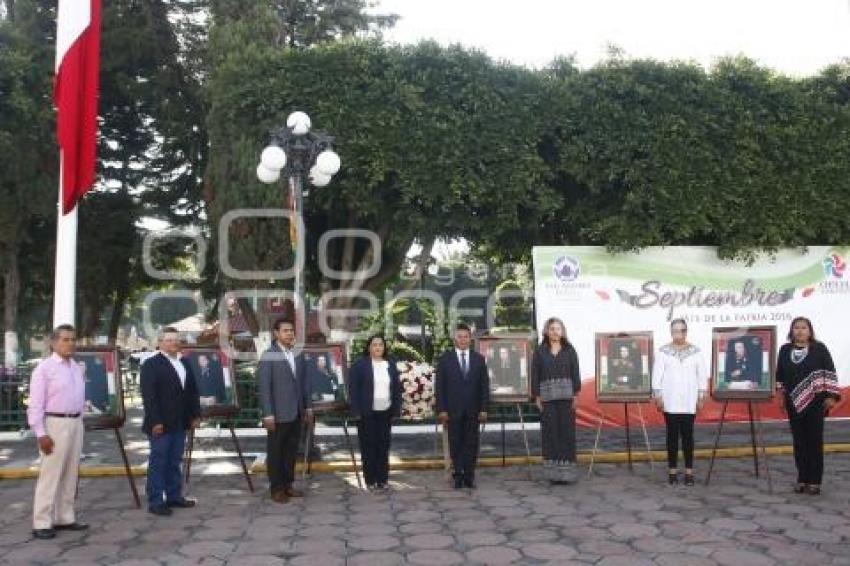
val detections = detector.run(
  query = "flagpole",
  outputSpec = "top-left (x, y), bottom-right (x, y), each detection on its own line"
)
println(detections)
top-left (53, 153), bottom-right (77, 328)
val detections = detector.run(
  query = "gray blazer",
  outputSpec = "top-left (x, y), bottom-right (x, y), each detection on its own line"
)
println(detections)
top-left (257, 342), bottom-right (312, 423)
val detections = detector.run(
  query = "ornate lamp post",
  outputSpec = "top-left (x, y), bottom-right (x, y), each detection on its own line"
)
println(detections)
top-left (256, 111), bottom-right (341, 341)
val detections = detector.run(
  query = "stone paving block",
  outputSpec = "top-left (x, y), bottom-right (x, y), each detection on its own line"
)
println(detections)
top-left (347, 551), bottom-right (406, 566)
top-left (705, 518), bottom-right (760, 532)
top-left (404, 533), bottom-right (455, 549)
top-left (522, 542), bottom-right (580, 560)
top-left (406, 549), bottom-right (466, 564)
top-left (654, 554), bottom-right (718, 566)
top-left (457, 531), bottom-right (509, 547)
top-left (465, 545), bottom-right (523, 564)
top-left (712, 548), bottom-right (777, 566)
top-left (348, 534), bottom-right (400, 551)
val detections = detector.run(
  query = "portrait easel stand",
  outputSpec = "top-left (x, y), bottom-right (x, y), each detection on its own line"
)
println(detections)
top-left (184, 417), bottom-right (255, 494)
top-left (704, 400), bottom-right (772, 492)
top-left (85, 423), bottom-right (140, 509)
top-left (588, 402), bottom-right (653, 477)
top-left (301, 412), bottom-right (362, 489)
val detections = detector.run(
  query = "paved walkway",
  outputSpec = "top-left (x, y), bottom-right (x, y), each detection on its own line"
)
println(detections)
top-left (1, 453), bottom-right (849, 565)
top-left (2, 407), bottom-right (848, 475)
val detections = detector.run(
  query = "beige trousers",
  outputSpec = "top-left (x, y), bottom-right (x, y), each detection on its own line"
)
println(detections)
top-left (32, 416), bottom-right (84, 529)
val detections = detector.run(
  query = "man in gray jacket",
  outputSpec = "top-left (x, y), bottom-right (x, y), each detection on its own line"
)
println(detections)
top-left (257, 318), bottom-right (313, 503)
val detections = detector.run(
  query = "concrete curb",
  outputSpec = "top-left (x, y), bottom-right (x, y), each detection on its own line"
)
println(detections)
top-left (2, 443), bottom-right (850, 480)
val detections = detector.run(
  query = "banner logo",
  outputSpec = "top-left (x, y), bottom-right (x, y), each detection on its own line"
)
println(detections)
top-left (823, 253), bottom-right (846, 279)
top-left (553, 256), bottom-right (581, 282)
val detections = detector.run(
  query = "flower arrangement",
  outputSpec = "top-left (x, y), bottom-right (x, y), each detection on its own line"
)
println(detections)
top-left (397, 360), bottom-right (435, 420)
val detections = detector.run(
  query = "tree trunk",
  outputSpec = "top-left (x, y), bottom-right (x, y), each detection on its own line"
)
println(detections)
top-left (107, 271), bottom-right (130, 344)
top-left (3, 246), bottom-right (20, 369)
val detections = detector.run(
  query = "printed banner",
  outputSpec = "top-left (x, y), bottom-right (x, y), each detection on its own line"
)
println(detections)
top-left (532, 246), bottom-right (850, 426)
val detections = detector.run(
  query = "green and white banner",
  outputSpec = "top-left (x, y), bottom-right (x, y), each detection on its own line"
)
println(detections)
top-left (532, 246), bottom-right (850, 423)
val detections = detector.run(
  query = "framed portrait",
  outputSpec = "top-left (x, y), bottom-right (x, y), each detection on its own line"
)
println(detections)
top-left (180, 347), bottom-right (239, 417)
top-left (76, 347), bottom-right (125, 429)
top-left (711, 326), bottom-right (776, 400)
top-left (595, 332), bottom-right (654, 402)
top-left (476, 335), bottom-right (532, 403)
top-left (302, 343), bottom-right (348, 413)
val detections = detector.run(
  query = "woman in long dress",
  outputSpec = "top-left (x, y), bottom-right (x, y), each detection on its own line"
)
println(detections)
top-left (531, 317), bottom-right (582, 483)
top-left (776, 317), bottom-right (841, 495)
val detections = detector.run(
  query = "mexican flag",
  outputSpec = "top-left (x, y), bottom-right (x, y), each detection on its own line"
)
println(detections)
top-left (54, 0), bottom-right (101, 214)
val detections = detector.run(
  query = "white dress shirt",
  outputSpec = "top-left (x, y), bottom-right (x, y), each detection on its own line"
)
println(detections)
top-left (652, 343), bottom-right (707, 414)
top-left (372, 360), bottom-right (391, 411)
top-left (164, 353), bottom-right (186, 388)
top-left (455, 349), bottom-right (470, 373)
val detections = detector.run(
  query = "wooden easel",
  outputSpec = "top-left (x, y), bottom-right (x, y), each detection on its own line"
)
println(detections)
top-left (588, 401), bottom-right (653, 477)
top-left (301, 414), bottom-right (361, 489)
top-left (184, 419), bottom-right (255, 493)
top-left (704, 400), bottom-right (772, 492)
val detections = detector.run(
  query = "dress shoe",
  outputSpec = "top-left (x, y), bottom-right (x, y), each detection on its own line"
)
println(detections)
top-left (271, 491), bottom-right (290, 504)
top-left (148, 505), bottom-right (173, 516)
top-left (463, 478), bottom-right (476, 489)
top-left (54, 522), bottom-right (89, 531)
top-left (453, 477), bottom-right (464, 489)
top-left (32, 528), bottom-right (56, 540)
top-left (284, 486), bottom-right (303, 497)
top-left (167, 498), bottom-right (197, 508)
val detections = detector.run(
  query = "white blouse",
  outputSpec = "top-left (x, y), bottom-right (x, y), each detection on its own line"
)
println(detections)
top-left (372, 360), bottom-right (391, 411)
top-left (652, 343), bottom-right (708, 414)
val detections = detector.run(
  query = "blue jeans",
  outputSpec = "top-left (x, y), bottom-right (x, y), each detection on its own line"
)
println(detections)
top-left (146, 430), bottom-right (186, 508)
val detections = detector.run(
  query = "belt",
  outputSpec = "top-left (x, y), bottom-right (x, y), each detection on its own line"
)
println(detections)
top-left (45, 412), bottom-right (81, 418)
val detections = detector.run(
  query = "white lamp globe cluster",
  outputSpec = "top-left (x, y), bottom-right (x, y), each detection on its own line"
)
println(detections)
top-left (256, 111), bottom-right (341, 187)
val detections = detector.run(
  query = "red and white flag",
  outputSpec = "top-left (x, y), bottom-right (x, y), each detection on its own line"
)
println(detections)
top-left (54, 0), bottom-right (101, 214)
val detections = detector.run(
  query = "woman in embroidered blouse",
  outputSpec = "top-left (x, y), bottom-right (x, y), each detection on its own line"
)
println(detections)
top-left (652, 318), bottom-right (708, 486)
top-left (776, 317), bottom-right (840, 495)
top-left (348, 335), bottom-right (402, 491)
top-left (531, 317), bottom-right (582, 484)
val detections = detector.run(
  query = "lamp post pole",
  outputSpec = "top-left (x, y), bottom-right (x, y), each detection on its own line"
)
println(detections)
top-left (257, 111), bottom-right (341, 343)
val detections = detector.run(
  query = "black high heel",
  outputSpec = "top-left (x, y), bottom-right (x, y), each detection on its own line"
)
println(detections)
top-left (684, 473), bottom-right (695, 486)
top-left (793, 483), bottom-right (807, 494)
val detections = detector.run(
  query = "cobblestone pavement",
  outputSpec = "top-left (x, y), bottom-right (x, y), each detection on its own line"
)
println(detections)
top-left (1, 452), bottom-right (849, 565)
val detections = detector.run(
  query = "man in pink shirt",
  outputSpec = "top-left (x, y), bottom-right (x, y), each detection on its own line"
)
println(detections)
top-left (27, 324), bottom-right (88, 539)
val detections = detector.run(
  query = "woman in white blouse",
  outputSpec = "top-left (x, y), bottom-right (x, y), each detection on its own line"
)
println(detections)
top-left (348, 335), bottom-right (402, 491)
top-left (652, 318), bottom-right (708, 486)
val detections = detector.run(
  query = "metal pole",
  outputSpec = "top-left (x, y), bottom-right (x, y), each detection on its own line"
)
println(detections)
top-left (290, 174), bottom-right (306, 343)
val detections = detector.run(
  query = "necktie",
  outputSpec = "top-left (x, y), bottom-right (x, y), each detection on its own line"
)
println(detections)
top-left (460, 352), bottom-right (468, 377)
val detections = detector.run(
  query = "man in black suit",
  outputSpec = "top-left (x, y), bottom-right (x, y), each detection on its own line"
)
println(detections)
top-left (141, 327), bottom-right (201, 516)
top-left (436, 323), bottom-right (490, 489)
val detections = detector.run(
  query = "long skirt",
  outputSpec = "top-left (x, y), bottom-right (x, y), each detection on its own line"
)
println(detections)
top-left (540, 399), bottom-right (577, 483)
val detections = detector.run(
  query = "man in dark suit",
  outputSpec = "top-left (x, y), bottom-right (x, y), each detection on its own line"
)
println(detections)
top-left (436, 323), bottom-right (490, 489)
top-left (140, 327), bottom-right (201, 516)
top-left (257, 318), bottom-right (313, 504)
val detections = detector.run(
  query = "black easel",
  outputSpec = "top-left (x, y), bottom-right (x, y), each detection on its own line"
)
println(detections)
top-left (184, 420), bottom-right (254, 493)
top-left (704, 400), bottom-right (772, 492)
top-left (588, 402), bottom-right (653, 477)
top-left (301, 413), bottom-right (361, 489)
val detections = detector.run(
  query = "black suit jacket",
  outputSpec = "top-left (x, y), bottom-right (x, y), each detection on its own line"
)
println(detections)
top-left (348, 356), bottom-right (403, 418)
top-left (141, 352), bottom-right (201, 435)
top-left (436, 349), bottom-right (489, 417)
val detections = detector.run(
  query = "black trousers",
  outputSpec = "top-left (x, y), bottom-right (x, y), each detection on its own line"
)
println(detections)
top-left (664, 412), bottom-right (695, 469)
top-left (448, 412), bottom-right (480, 480)
top-left (789, 406), bottom-right (825, 485)
top-left (357, 409), bottom-right (393, 486)
top-left (266, 419), bottom-right (301, 493)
